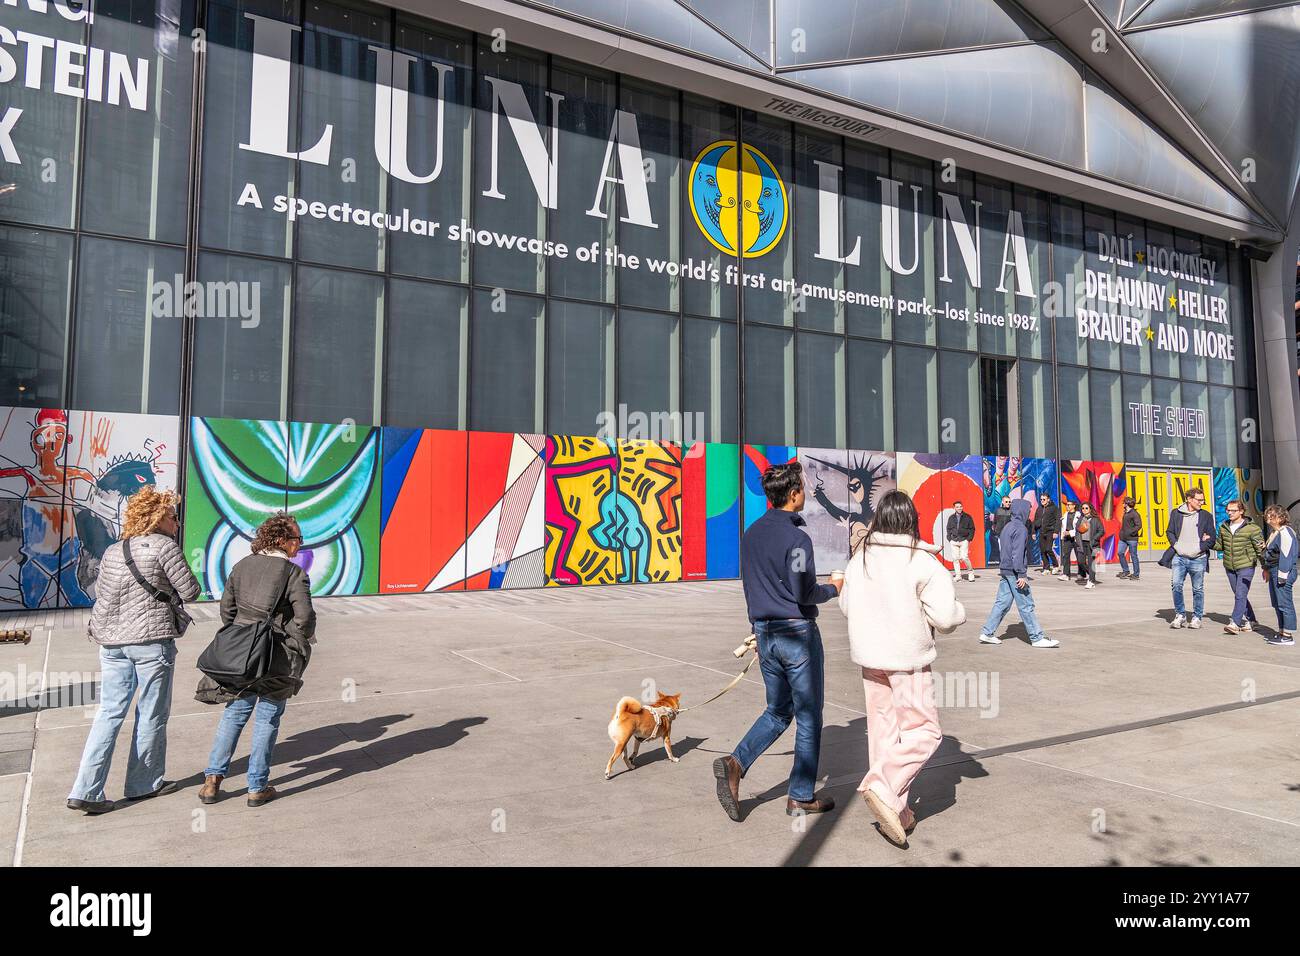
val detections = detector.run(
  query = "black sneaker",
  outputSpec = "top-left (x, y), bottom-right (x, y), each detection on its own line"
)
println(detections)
top-left (1265, 633), bottom-right (1295, 647)
top-left (1116, 571), bottom-right (1130, 579)
top-left (125, 781), bottom-right (180, 801)
top-left (67, 798), bottom-right (114, 815)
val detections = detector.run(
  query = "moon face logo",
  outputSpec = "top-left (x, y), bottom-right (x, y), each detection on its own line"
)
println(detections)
top-left (689, 140), bottom-right (788, 259)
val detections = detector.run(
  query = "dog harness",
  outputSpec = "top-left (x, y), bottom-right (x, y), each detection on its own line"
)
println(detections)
top-left (641, 706), bottom-right (678, 741)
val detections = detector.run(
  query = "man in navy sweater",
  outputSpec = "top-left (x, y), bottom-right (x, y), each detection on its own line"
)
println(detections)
top-left (713, 462), bottom-right (842, 821)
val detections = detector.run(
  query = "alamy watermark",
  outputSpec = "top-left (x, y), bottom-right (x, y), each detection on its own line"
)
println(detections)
top-left (149, 274), bottom-right (261, 328)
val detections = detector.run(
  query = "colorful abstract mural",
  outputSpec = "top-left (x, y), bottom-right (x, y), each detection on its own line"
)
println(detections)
top-left (898, 453), bottom-right (986, 570)
top-left (185, 418), bottom-right (379, 599)
top-left (1212, 467), bottom-right (1265, 529)
top-left (799, 448), bottom-right (851, 571)
top-left (982, 457), bottom-right (1059, 564)
top-left (1060, 460), bottom-right (1127, 561)
top-left (682, 442), bottom-right (739, 580)
top-left (617, 440), bottom-right (683, 583)
top-left (379, 428), bottom-right (467, 593)
top-left (464, 432), bottom-right (545, 590)
top-left (0, 407), bottom-right (179, 610)
top-left (742, 445), bottom-right (797, 531)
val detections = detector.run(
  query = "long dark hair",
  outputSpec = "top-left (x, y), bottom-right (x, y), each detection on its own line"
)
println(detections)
top-left (860, 489), bottom-right (920, 565)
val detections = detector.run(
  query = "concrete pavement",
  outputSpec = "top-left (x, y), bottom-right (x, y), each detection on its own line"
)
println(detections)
top-left (2, 563), bottom-right (1298, 866)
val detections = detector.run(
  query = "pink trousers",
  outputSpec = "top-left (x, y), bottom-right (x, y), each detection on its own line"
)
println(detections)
top-left (859, 666), bottom-right (942, 815)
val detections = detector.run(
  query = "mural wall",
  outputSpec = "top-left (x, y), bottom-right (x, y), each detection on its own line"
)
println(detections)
top-left (0, 407), bottom-right (179, 610)
top-left (1213, 467), bottom-right (1266, 528)
top-left (0, 408), bottom-right (1254, 609)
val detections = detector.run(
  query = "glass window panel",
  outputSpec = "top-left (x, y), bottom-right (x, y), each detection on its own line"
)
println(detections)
top-left (1182, 380), bottom-right (1210, 467)
top-left (846, 338), bottom-right (892, 451)
top-left (617, 80), bottom-right (679, 313)
top-left (470, 288), bottom-right (542, 433)
top-left (1236, 388), bottom-right (1259, 468)
top-left (1145, 221), bottom-right (1180, 380)
top-left (547, 299), bottom-right (612, 436)
top-left (1090, 368), bottom-right (1123, 461)
top-left (295, 2), bottom-right (389, 270)
top-left (1122, 374), bottom-right (1155, 464)
top-left (1115, 213), bottom-right (1152, 376)
top-left (1018, 359), bottom-right (1054, 458)
top-left (618, 308), bottom-right (679, 431)
top-left (71, 237), bottom-right (184, 414)
top-left (386, 277), bottom-right (467, 430)
top-left (682, 317), bottom-right (737, 443)
top-left (388, 19), bottom-right (473, 283)
top-left (977, 176), bottom-right (1016, 356)
top-left (934, 168), bottom-right (978, 352)
top-left (744, 324), bottom-right (793, 445)
top-left (1174, 230), bottom-right (1208, 385)
top-left (739, 112), bottom-right (792, 328)
top-left (843, 142), bottom-right (891, 340)
top-left (546, 59), bottom-right (616, 304)
top-left (888, 154), bottom-right (936, 346)
top-left (792, 129), bottom-right (842, 334)
top-left (1051, 199), bottom-right (1087, 366)
top-left (1229, 249), bottom-right (1255, 388)
top-left (80, 0), bottom-right (196, 243)
top-left (1208, 384), bottom-right (1237, 469)
top-left (938, 350), bottom-right (979, 455)
top-left (291, 264), bottom-right (381, 424)
top-left (474, 39), bottom-right (548, 294)
top-left (0, 2), bottom-right (84, 227)
top-left (1015, 185), bottom-right (1050, 360)
top-left (1201, 237), bottom-right (1233, 386)
top-left (894, 345), bottom-right (937, 453)
top-left (199, 0), bottom-right (301, 257)
top-left (1152, 377), bottom-right (1182, 464)
top-left (1057, 365), bottom-right (1090, 460)
top-left (0, 226), bottom-right (71, 408)
top-left (682, 96), bottom-right (738, 321)
top-left (795, 331), bottom-right (844, 448)
top-left (191, 251), bottom-right (290, 420)
top-left (1085, 206), bottom-right (1119, 370)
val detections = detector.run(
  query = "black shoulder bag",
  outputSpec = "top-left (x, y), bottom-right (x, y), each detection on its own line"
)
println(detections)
top-left (123, 538), bottom-right (194, 637)
top-left (197, 561), bottom-right (294, 689)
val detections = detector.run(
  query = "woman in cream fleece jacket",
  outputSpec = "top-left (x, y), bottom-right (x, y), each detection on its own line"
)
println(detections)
top-left (838, 490), bottom-right (966, 847)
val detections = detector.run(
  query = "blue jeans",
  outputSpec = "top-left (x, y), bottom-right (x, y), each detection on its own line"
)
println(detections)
top-left (982, 576), bottom-right (1045, 642)
top-left (1171, 554), bottom-right (1206, 618)
top-left (1268, 574), bottom-right (1296, 631)
top-left (204, 695), bottom-right (288, 792)
top-left (69, 640), bottom-right (176, 801)
top-left (732, 619), bottom-right (824, 802)
top-left (1224, 566), bottom-right (1258, 626)
top-left (1118, 540), bottom-right (1140, 577)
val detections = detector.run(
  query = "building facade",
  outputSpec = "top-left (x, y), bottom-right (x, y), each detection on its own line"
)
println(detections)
top-left (1, 0), bottom-right (1297, 607)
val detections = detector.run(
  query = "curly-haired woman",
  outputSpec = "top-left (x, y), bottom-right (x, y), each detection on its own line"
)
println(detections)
top-left (197, 512), bottom-right (316, 807)
top-left (68, 488), bottom-right (200, 814)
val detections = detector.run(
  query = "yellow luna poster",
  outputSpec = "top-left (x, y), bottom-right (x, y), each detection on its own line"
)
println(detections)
top-left (1148, 471), bottom-right (1170, 547)
top-left (1128, 469), bottom-right (1151, 551)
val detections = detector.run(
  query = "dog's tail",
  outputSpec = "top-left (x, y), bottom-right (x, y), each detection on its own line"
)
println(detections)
top-left (612, 696), bottom-right (642, 721)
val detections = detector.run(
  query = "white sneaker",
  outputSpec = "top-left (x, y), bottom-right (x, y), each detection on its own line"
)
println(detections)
top-left (1170, 615), bottom-right (1186, 629)
top-left (979, 633), bottom-right (1002, 645)
top-left (1242, 620), bottom-right (1254, 632)
top-left (1084, 582), bottom-right (1096, 590)
top-left (966, 573), bottom-right (975, 582)
top-left (1189, 617), bottom-right (1202, 629)
top-left (953, 572), bottom-right (961, 582)
top-left (1030, 636), bottom-right (1060, 648)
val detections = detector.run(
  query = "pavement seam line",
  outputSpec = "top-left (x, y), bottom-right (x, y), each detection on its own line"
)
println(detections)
top-left (13, 625), bottom-right (51, 868)
top-left (447, 649), bottom-right (524, 682)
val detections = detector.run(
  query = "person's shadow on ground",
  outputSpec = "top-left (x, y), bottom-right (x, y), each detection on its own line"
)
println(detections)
top-left (273, 715), bottom-right (488, 798)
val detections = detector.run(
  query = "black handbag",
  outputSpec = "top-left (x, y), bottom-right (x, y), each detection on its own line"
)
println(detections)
top-left (123, 538), bottom-right (193, 637)
top-left (197, 562), bottom-right (294, 690)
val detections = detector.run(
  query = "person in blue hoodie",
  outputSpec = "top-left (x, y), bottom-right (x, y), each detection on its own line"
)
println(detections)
top-left (978, 499), bottom-right (1060, 648)
top-left (1261, 504), bottom-right (1296, 646)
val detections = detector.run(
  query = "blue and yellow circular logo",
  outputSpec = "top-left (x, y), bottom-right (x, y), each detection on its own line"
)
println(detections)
top-left (689, 140), bottom-right (788, 258)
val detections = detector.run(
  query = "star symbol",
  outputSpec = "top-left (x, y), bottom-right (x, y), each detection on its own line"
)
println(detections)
top-left (1168, 294), bottom-right (1177, 308)
top-left (1135, 251), bottom-right (1145, 263)
top-left (1145, 326), bottom-right (1155, 341)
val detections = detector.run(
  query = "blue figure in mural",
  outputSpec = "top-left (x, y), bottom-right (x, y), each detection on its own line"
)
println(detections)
top-left (590, 485), bottom-right (652, 584)
top-left (73, 454), bottom-right (160, 594)
top-left (0, 410), bottom-right (95, 608)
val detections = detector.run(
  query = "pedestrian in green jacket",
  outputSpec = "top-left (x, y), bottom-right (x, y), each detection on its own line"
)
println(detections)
top-left (1215, 500), bottom-right (1264, 634)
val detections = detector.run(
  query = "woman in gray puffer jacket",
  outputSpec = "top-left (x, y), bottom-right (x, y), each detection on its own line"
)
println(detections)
top-left (68, 488), bottom-right (200, 814)
top-left (197, 512), bottom-right (316, 808)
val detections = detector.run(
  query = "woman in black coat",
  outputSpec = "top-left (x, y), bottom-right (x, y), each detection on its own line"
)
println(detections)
top-left (1076, 503), bottom-right (1103, 589)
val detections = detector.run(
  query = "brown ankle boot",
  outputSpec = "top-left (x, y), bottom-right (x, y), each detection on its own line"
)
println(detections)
top-left (247, 786), bottom-right (278, 808)
top-left (198, 775), bottom-right (223, 805)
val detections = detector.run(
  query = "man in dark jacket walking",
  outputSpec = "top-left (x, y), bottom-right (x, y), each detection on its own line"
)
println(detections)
top-left (946, 501), bottom-right (976, 583)
top-left (1162, 488), bottom-right (1215, 629)
top-left (979, 499), bottom-right (1059, 648)
top-left (1117, 496), bottom-right (1143, 580)
top-left (714, 462), bottom-right (842, 822)
top-left (1034, 493), bottom-right (1060, 574)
